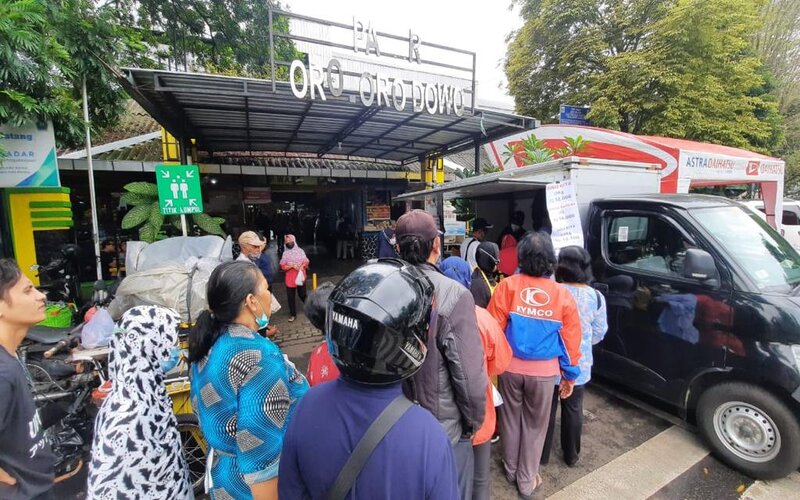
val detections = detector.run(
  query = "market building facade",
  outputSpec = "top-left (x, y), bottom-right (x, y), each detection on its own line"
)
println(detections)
top-left (53, 6), bottom-right (535, 273)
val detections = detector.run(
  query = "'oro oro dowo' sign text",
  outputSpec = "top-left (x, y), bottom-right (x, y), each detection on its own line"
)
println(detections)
top-left (288, 17), bottom-right (468, 117)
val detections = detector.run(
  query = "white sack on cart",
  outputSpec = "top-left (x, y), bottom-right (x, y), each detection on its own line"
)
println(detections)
top-left (108, 257), bottom-right (222, 323)
top-left (126, 235), bottom-right (233, 273)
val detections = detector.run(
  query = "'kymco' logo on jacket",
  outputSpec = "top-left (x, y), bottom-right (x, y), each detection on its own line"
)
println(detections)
top-left (520, 287), bottom-right (551, 307)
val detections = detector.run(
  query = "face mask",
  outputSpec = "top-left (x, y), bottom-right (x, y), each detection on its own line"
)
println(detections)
top-left (247, 253), bottom-right (259, 262)
top-left (254, 299), bottom-right (270, 331)
top-left (160, 346), bottom-right (181, 374)
top-left (511, 224), bottom-right (520, 231)
top-left (286, 243), bottom-right (295, 249)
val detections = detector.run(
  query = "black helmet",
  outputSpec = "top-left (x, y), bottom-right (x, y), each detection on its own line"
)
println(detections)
top-left (326, 258), bottom-right (434, 385)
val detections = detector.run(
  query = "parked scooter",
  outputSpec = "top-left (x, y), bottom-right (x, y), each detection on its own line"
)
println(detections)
top-left (32, 244), bottom-right (82, 306)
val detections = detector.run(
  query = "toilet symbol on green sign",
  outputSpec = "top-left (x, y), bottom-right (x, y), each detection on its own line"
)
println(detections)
top-left (155, 164), bottom-right (203, 215)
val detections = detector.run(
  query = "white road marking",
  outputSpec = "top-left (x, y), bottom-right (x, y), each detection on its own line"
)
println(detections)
top-left (547, 426), bottom-right (709, 500)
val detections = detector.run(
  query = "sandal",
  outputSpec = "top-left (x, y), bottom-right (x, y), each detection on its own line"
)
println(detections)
top-left (519, 474), bottom-right (543, 500)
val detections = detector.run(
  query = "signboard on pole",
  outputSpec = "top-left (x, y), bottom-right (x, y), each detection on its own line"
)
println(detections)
top-left (0, 121), bottom-right (60, 187)
top-left (546, 180), bottom-right (584, 254)
top-left (559, 105), bottom-right (591, 126)
top-left (155, 164), bottom-right (203, 215)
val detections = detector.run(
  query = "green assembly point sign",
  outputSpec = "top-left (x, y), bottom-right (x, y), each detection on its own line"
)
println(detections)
top-left (155, 164), bottom-right (203, 215)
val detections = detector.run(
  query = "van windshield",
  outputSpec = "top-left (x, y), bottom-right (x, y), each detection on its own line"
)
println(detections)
top-left (692, 206), bottom-right (800, 292)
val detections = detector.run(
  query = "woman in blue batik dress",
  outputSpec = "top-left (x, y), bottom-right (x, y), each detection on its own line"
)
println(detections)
top-left (189, 260), bottom-right (308, 500)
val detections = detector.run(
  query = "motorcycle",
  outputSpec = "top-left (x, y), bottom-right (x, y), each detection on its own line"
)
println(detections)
top-left (32, 244), bottom-right (82, 307)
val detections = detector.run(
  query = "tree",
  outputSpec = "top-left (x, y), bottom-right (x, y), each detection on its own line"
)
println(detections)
top-left (754, 0), bottom-right (800, 115)
top-left (506, 0), bottom-right (782, 153)
top-left (1, 0), bottom-right (300, 153)
top-left (506, 0), bottom-right (671, 125)
top-left (0, 0), bottom-right (128, 150)
top-left (133, 0), bottom-right (299, 78)
top-left (754, 0), bottom-right (800, 196)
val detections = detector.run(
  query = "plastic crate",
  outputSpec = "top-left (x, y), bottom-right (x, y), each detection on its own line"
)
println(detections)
top-left (37, 303), bottom-right (75, 328)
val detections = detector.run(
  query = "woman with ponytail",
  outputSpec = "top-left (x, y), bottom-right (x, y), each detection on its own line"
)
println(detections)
top-left (189, 261), bottom-right (308, 500)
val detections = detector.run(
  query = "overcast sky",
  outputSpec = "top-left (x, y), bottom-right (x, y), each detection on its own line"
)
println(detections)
top-left (288, 0), bottom-right (523, 109)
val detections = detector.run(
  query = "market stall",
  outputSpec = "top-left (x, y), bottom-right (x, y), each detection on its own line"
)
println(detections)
top-left (485, 125), bottom-right (787, 230)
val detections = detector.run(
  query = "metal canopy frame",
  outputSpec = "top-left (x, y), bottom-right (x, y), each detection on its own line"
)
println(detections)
top-left (118, 7), bottom-right (537, 164)
top-left (120, 68), bottom-right (536, 164)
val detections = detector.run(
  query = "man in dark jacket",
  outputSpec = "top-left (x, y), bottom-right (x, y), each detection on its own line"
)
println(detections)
top-left (395, 210), bottom-right (487, 500)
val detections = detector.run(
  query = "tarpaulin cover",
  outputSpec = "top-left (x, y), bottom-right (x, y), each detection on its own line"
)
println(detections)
top-left (109, 257), bottom-right (223, 323)
top-left (111, 236), bottom-right (233, 322)
top-left (125, 235), bottom-right (233, 273)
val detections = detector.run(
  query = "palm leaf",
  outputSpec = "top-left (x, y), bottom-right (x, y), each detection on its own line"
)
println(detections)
top-left (124, 182), bottom-right (158, 197)
top-left (121, 204), bottom-right (153, 229)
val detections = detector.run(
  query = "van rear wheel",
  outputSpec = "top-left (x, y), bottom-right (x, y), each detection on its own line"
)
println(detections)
top-left (697, 382), bottom-right (800, 479)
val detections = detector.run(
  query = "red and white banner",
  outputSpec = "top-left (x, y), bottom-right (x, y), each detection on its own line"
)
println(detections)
top-left (486, 125), bottom-right (784, 193)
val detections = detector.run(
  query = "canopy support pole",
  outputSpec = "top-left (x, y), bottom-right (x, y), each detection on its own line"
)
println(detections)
top-left (82, 78), bottom-right (102, 281)
top-left (474, 140), bottom-right (480, 175)
top-left (179, 137), bottom-right (190, 236)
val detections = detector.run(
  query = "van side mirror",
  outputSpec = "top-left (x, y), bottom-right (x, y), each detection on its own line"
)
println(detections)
top-left (682, 249), bottom-right (719, 286)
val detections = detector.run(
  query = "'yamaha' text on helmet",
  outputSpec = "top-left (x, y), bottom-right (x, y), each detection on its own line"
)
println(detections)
top-left (326, 258), bottom-right (434, 385)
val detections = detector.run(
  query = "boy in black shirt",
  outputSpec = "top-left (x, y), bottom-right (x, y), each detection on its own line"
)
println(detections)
top-left (0, 259), bottom-right (54, 499)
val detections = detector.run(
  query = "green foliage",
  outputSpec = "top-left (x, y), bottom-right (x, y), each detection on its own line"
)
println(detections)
top-left (754, 0), bottom-right (800, 196)
top-left (507, 0), bottom-right (782, 153)
top-left (119, 192), bottom-right (153, 206)
top-left (133, 0), bottom-right (299, 78)
top-left (121, 204), bottom-right (152, 229)
top-left (0, 0), bottom-right (300, 152)
top-left (119, 181), bottom-right (226, 243)
top-left (138, 223), bottom-right (157, 243)
top-left (0, 0), bottom-right (128, 150)
top-left (193, 213), bottom-right (226, 237)
top-left (123, 182), bottom-right (159, 197)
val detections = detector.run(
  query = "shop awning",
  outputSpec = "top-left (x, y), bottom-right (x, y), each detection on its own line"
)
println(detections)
top-left (120, 68), bottom-right (537, 165)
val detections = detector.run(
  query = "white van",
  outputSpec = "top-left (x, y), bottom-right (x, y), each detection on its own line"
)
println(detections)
top-left (742, 199), bottom-right (800, 250)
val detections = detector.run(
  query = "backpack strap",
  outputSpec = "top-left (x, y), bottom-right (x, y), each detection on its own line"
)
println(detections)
top-left (594, 288), bottom-right (602, 310)
top-left (465, 238), bottom-right (478, 261)
top-left (326, 395), bottom-right (414, 500)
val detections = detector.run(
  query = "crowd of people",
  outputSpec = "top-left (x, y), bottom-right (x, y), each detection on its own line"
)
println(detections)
top-left (0, 208), bottom-right (609, 500)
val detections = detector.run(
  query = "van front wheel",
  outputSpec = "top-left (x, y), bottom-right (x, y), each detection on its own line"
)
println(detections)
top-left (697, 382), bottom-right (800, 480)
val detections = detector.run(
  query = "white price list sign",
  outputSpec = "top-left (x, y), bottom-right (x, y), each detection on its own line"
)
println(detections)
top-left (546, 180), bottom-right (584, 254)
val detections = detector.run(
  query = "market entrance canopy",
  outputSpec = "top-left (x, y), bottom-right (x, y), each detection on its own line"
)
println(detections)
top-left (118, 8), bottom-right (536, 165)
top-left (485, 125), bottom-right (787, 228)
